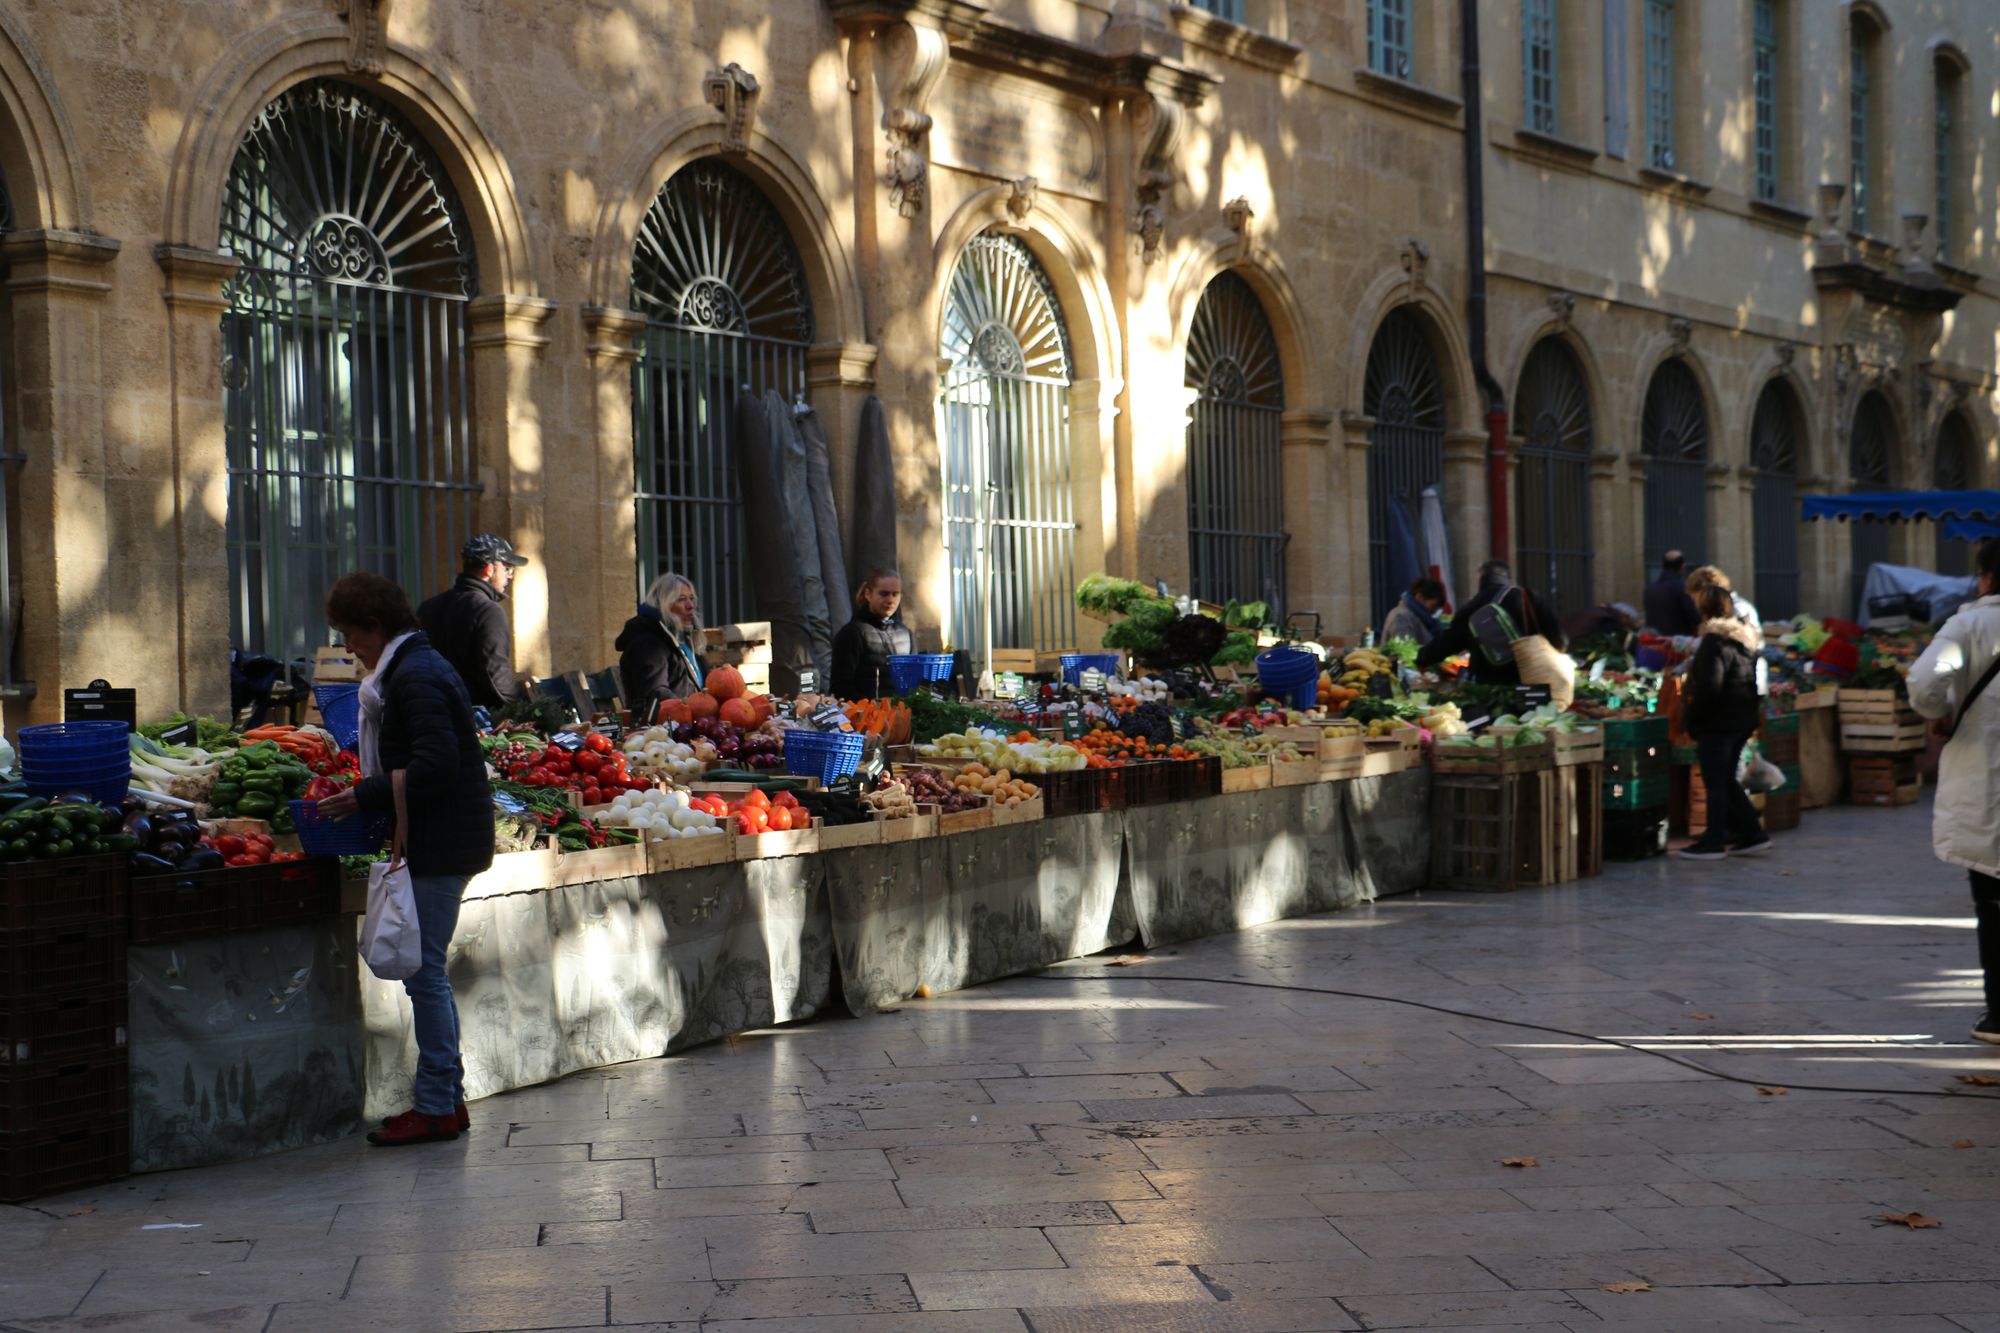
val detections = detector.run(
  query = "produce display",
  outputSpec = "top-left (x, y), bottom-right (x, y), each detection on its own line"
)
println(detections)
top-left (899, 765), bottom-right (984, 814)
top-left (618, 727), bottom-right (706, 781)
top-left (121, 805), bottom-right (222, 873)
top-left (689, 786), bottom-right (810, 835)
top-left (201, 827), bottom-right (306, 867)
top-left (207, 741), bottom-right (315, 832)
top-left (861, 777), bottom-right (918, 819)
top-left (919, 731), bottom-right (1087, 773)
top-left (950, 763), bottom-right (1038, 808)
top-left (595, 788), bottom-right (727, 841)
top-left (665, 717), bottom-right (787, 771)
top-left (487, 732), bottom-right (654, 803)
top-left (0, 795), bottom-right (134, 864)
top-left (128, 736), bottom-right (225, 804)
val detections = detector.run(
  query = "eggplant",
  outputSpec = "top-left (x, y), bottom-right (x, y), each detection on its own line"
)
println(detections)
top-left (129, 851), bottom-right (177, 875)
top-left (178, 847), bottom-right (225, 872)
top-left (121, 812), bottom-right (154, 843)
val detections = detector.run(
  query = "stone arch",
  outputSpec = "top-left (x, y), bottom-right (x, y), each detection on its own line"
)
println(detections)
top-left (0, 5), bottom-right (88, 231)
top-left (162, 16), bottom-right (533, 294)
top-left (1165, 230), bottom-right (1319, 413)
top-left (1741, 347), bottom-right (1817, 479)
top-left (1497, 312), bottom-right (1608, 449)
top-left (1844, 376), bottom-right (1909, 485)
top-left (589, 109), bottom-right (866, 349)
top-left (1630, 334), bottom-right (1724, 463)
top-left (1344, 264), bottom-right (1479, 429)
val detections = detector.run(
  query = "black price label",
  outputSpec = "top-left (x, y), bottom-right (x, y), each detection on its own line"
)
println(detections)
top-left (1241, 722), bottom-right (1261, 738)
top-left (1063, 713), bottom-right (1086, 739)
top-left (551, 731), bottom-right (585, 752)
top-left (797, 668), bottom-right (819, 695)
top-left (158, 721), bottom-right (199, 748)
top-left (1514, 684), bottom-right (1553, 707)
top-left (1368, 674), bottom-right (1396, 698)
top-left (810, 703), bottom-right (849, 732)
top-left (1464, 714), bottom-right (1492, 733)
top-left (594, 719), bottom-right (624, 744)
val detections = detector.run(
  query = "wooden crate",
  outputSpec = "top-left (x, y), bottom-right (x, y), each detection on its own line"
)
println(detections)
top-left (877, 808), bottom-right (939, 843)
top-left (1840, 721), bottom-right (1927, 753)
top-left (938, 799), bottom-right (994, 835)
top-left (1553, 730), bottom-right (1606, 767)
top-left (1316, 734), bottom-right (1367, 761)
top-left (817, 820), bottom-right (882, 851)
top-left (1764, 789), bottom-right (1802, 832)
top-left (1270, 754), bottom-right (1320, 786)
top-left (647, 832), bottom-right (736, 872)
top-left (1544, 764), bottom-right (1602, 883)
top-left (1220, 764), bottom-right (1272, 794)
top-left (1430, 771), bottom-right (1554, 892)
top-left (1432, 739), bottom-right (1553, 775)
top-left (732, 818), bottom-right (821, 861)
top-left (989, 791), bottom-right (1045, 826)
top-left (1848, 754), bottom-right (1922, 806)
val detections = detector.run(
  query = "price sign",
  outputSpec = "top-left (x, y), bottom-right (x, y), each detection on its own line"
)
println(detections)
top-left (158, 721), bottom-right (199, 749)
top-left (810, 703), bottom-right (849, 732)
top-left (1464, 714), bottom-right (1492, 733)
top-left (1513, 684), bottom-right (1552, 709)
top-left (992, 672), bottom-right (1028, 700)
top-left (1079, 668), bottom-right (1108, 694)
top-left (1063, 712), bottom-right (1087, 740)
top-left (1241, 722), bottom-right (1262, 738)
top-left (1368, 674), bottom-right (1396, 698)
top-left (796, 668), bottom-right (819, 695)
top-left (1169, 713), bottom-right (1185, 741)
top-left (593, 718), bottom-right (625, 744)
top-left (550, 732), bottom-right (585, 752)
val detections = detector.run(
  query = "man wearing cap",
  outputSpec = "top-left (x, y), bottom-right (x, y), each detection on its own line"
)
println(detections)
top-left (418, 535), bottom-right (528, 710)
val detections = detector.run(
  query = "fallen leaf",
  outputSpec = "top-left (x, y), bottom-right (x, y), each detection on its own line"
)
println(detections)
top-left (1957, 1075), bottom-right (2000, 1087)
top-left (1499, 1156), bottom-right (1538, 1168)
top-left (1879, 1211), bottom-right (1943, 1229)
top-left (68, 1207), bottom-right (96, 1216)
top-left (1757, 1086), bottom-right (1788, 1096)
top-left (1107, 956), bottom-right (1152, 967)
top-left (1688, 1012), bottom-right (1714, 1021)
top-left (1600, 1281), bottom-right (1653, 1294)
top-left (1778, 869), bottom-right (1797, 876)
top-left (1954, 1140), bottom-right (1976, 1150)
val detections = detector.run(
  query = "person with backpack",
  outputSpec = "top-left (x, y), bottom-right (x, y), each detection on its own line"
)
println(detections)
top-left (1675, 584), bottom-right (1771, 861)
top-left (1907, 538), bottom-right (2000, 1044)
top-left (1415, 560), bottom-right (1563, 686)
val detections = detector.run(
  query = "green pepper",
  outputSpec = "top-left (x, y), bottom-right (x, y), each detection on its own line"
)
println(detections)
top-left (241, 774), bottom-right (285, 797)
top-left (270, 806), bottom-right (294, 835)
top-left (236, 793), bottom-right (278, 818)
top-left (209, 782), bottom-right (242, 806)
top-left (556, 832), bottom-right (588, 852)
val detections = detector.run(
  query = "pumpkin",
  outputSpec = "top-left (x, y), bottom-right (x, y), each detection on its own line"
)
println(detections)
top-left (705, 665), bottom-right (745, 702)
top-left (748, 693), bottom-right (775, 723)
top-left (718, 696), bottom-right (757, 728)
top-left (657, 697), bottom-right (692, 725)
top-left (686, 691), bottom-right (720, 720)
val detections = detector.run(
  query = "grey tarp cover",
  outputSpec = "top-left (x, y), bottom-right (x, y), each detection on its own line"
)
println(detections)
top-left (767, 391), bottom-right (833, 680)
top-left (848, 395), bottom-right (898, 590)
top-left (735, 391), bottom-right (814, 693)
top-left (799, 405), bottom-right (852, 645)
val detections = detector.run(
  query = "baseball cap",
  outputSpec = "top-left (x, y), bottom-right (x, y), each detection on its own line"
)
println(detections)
top-left (463, 533), bottom-right (529, 567)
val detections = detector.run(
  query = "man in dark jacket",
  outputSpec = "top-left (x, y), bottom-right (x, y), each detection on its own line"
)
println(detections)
top-left (1643, 549), bottom-right (1700, 637)
top-left (1676, 584), bottom-right (1770, 860)
top-left (418, 535), bottom-right (527, 710)
top-left (1415, 561), bottom-right (1563, 686)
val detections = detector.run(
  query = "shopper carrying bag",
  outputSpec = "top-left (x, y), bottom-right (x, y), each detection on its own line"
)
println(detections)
top-left (359, 773), bottom-right (421, 980)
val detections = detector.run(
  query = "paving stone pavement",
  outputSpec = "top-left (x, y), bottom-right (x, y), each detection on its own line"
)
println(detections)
top-left (5, 797), bottom-right (2000, 1331)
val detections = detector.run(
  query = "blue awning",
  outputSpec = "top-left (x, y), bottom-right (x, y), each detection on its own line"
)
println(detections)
top-left (1800, 490), bottom-right (2000, 524)
top-left (1947, 517), bottom-right (2000, 543)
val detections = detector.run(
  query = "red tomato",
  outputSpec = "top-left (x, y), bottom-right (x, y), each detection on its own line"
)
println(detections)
top-left (773, 790), bottom-right (799, 809)
top-left (575, 751), bottom-right (603, 775)
top-left (584, 732), bottom-right (613, 754)
top-left (766, 805), bottom-right (793, 832)
top-left (582, 787), bottom-right (602, 806)
top-left (214, 834), bottom-right (246, 856)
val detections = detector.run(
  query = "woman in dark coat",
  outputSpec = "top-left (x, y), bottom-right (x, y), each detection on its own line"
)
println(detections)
top-left (315, 572), bottom-right (492, 1145)
top-left (1676, 584), bottom-right (1770, 861)
top-left (830, 568), bottom-right (915, 700)
top-left (617, 572), bottom-right (708, 721)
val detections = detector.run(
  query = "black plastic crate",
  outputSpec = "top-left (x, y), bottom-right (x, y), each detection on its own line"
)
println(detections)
top-left (1602, 746), bottom-right (1671, 783)
top-left (130, 864), bottom-right (279, 945)
top-left (1603, 806), bottom-right (1669, 860)
top-left (1040, 768), bottom-right (1119, 818)
top-left (1175, 755), bottom-right (1221, 800)
top-left (240, 861), bottom-right (341, 932)
top-left (0, 855), bottom-right (126, 932)
top-left (0, 988), bottom-right (126, 1066)
top-left (0, 918), bottom-right (126, 997)
top-left (0, 1113), bottom-right (129, 1201)
top-left (0, 1051), bottom-right (127, 1135)
top-left (1120, 761), bottom-right (1173, 808)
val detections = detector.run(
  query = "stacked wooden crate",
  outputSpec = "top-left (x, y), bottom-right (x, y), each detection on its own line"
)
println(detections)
top-left (1838, 688), bottom-right (1925, 805)
top-left (703, 622), bottom-right (772, 694)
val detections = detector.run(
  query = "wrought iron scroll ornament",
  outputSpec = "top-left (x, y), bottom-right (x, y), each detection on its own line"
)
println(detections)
top-left (333, 0), bottom-right (388, 78)
top-left (879, 22), bottom-right (950, 219)
top-left (631, 160), bottom-right (815, 343)
top-left (1130, 93), bottom-right (1184, 265)
top-left (704, 63), bottom-right (761, 155)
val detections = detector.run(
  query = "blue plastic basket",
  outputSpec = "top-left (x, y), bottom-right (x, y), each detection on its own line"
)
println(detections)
top-left (885, 653), bottom-right (954, 694)
top-left (1254, 648), bottom-right (1320, 686)
top-left (783, 729), bottom-right (866, 784)
top-left (22, 764), bottom-right (128, 806)
top-left (312, 683), bottom-right (362, 752)
top-left (1059, 653), bottom-right (1121, 686)
top-left (1275, 678), bottom-right (1318, 711)
top-left (291, 800), bottom-right (390, 858)
top-left (19, 721), bottom-right (130, 761)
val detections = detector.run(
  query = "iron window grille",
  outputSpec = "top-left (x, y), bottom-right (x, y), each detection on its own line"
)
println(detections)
top-left (1185, 273), bottom-right (1287, 618)
top-left (1749, 379), bottom-right (1801, 619)
top-left (1513, 339), bottom-right (1593, 615)
top-left (1368, 0), bottom-right (1412, 80)
top-left (630, 160), bottom-right (815, 628)
top-left (938, 232), bottom-right (1078, 662)
top-left (1640, 358), bottom-right (1709, 572)
top-left (1752, 0), bottom-right (1779, 203)
top-left (1644, 0), bottom-right (1676, 170)
top-left (1849, 391), bottom-right (1895, 611)
top-left (219, 81), bottom-right (481, 677)
top-left (1523, 0), bottom-right (1558, 136)
top-left (1850, 28), bottom-right (1872, 234)
top-left (1364, 308), bottom-right (1446, 629)
top-left (1935, 64), bottom-right (1957, 262)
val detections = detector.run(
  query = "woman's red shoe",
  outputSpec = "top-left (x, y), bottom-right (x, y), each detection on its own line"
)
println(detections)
top-left (367, 1109), bottom-right (460, 1146)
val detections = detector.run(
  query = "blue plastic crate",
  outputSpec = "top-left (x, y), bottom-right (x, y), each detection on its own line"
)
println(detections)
top-left (885, 654), bottom-right (954, 694)
top-left (1254, 648), bottom-right (1319, 687)
top-left (783, 729), bottom-right (865, 784)
top-left (19, 721), bottom-right (129, 762)
top-left (311, 683), bottom-right (361, 753)
top-left (1059, 653), bottom-right (1121, 686)
top-left (290, 800), bottom-right (390, 858)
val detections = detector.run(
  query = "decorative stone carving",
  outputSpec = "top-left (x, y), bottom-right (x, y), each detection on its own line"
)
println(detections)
top-left (1223, 196), bottom-right (1254, 238)
top-left (1667, 317), bottom-right (1693, 352)
top-left (333, 0), bottom-right (388, 77)
top-left (1129, 93), bottom-right (1184, 264)
top-left (703, 63), bottom-right (762, 155)
top-left (1817, 182), bottom-right (1849, 241)
top-left (1775, 340), bottom-right (1796, 367)
top-left (1399, 238), bottom-right (1429, 291)
top-left (1833, 342), bottom-right (1858, 401)
top-left (879, 22), bottom-right (951, 219)
top-left (1545, 290), bottom-right (1575, 328)
top-left (1006, 176), bottom-right (1039, 221)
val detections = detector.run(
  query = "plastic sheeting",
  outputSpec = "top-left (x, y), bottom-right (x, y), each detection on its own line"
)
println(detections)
top-left (767, 391), bottom-right (834, 679)
top-left (849, 395), bottom-right (898, 590)
top-left (734, 391), bottom-right (814, 693)
top-left (799, 403), bottom-right (851, 645)
top-left (1858, 561), bottom-right (1978, 623)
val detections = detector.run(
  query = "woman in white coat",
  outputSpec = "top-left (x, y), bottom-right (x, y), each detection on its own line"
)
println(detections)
top-left (1906, 538), bottom-right (2000, 1045)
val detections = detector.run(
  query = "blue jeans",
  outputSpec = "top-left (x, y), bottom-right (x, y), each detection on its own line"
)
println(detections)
top-left (405, 873), bottom-right (469, 1116)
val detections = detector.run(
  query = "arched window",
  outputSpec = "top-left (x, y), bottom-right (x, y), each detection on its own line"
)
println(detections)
top-left (1364, 308), bottom-right (1446, 627)
top-left (1849, 389), bottom-right (1896, 610)
top-left (1849, 10), bottom-right (1885, 235)
top-left (1935, 52), bottom-right (1966, 263)
top-left (1934, 413), bottom-right (1976, 575)
top-left (221, 81), bottom-right (479, 670)
top-left (1513, 339), bottom-right (1592, 615)
top-left (1185, 273), bottom-right (1286, 615)
top-left (939, 232), bottom-right (1076, 661)
top-left (630, 160), bottom-right (814, 625)
top-left (1640, 358), bottom-right (1709, 572)
top-left (1749, 379), bottom-right (1802, 619)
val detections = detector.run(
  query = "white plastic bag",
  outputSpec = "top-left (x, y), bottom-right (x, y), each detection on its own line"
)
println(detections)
top-left (360, 859), bottom-right (421, 980)
top-left (1738, 741), bottom-right (1787, 793)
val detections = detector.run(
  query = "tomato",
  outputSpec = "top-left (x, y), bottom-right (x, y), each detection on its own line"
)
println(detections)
top-left (773, 790), bottom-right (799, 809)
top-left (584, 732), bottom-right (613, 754)
top-left (575, 751), bottom-right (603, 774)
top-left (249, 833), bottom-right (275, 849)
top-left (582, 786), bottom-right (603, 806)
top-left (214, 834), bottom-right (246, 856)
top-left (766, 805), bottom-right (793, 832)
top-left (742, 788), bottom-right (770, 810)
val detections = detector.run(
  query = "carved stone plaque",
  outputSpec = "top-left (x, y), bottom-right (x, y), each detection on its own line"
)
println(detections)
top-left (930, 71), bottom-right (1104, 200)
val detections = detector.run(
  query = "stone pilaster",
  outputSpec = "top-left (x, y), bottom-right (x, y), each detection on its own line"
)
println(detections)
top-left (581, 305), bottom-right (647, 663)
top-left (1278, 408), bottom-right (1333, 629)
top-left (467, 294), bottom-right (557, 675)
top-left (1587, 449), bottom-right (1623, 606)
top-left (1337, 412), bottom-right (1374, 634)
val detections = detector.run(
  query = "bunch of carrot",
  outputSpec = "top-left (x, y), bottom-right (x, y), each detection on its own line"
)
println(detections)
top-left (241, 723), bottom-right (338, 769)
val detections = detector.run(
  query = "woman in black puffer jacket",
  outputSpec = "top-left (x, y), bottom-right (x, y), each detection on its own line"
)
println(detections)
top-left (830, 568), bottom-right (915, 700)
top-left (316, 572), bottom-right (492, 1146)
top-left (1677, 584), bottom-right (1769, 861)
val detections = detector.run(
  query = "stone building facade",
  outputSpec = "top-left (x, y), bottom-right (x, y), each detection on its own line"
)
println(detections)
top-left (0, 0), bottom-right (1989, 720)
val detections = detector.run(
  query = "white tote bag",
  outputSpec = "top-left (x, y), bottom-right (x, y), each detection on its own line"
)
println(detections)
top-left (360, 859), bottom-right (422, 980)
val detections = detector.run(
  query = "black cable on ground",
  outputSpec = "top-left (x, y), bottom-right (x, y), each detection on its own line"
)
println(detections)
top-left (1022, 971), bottom-right (2000, 1102)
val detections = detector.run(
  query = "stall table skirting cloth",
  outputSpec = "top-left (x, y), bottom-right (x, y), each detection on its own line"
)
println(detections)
top-left (126, 778), bottom-right (1431, 1171)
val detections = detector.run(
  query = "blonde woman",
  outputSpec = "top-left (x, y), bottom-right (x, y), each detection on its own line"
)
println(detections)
top-left (616, 572), bottom-right (707, 720)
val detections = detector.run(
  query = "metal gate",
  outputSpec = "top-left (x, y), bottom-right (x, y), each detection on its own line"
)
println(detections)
top-left (1849, 390), bottom-right (1895, 612)
top-left (1185, 273), bottom-right (1286, 615)
top-left (1365, 308), bottom-right (1445, 627)
top-left (1513, 338), bottom-right (1593, 614)
top-left (1640, 358), bottom-right (1709, 572)
top-left (0, 173), bottom-right (21, 692)
top-left (1749, 379), bottom-right (1801, 619)
top-left (939, 233), bottom-right (1077, 662)
top-left (220, 81), bottom-right (480, 674)
top-left (1934, 413), bottom-right (1974, 575)
top-left (631, 160), bottom-right (813, 625)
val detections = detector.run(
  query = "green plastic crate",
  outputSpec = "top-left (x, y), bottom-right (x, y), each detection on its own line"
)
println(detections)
top-left (1762, 712), bottom-right (1801, 737)
top-left (1602, 716), bottom-right (1670, 750)
top-left (1602, 774), bottom-right (1671, 809)
top-left (1603, 746), bottom-right (1671, 782)
top-left (1670, 742), bottom-right (1699, 765)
